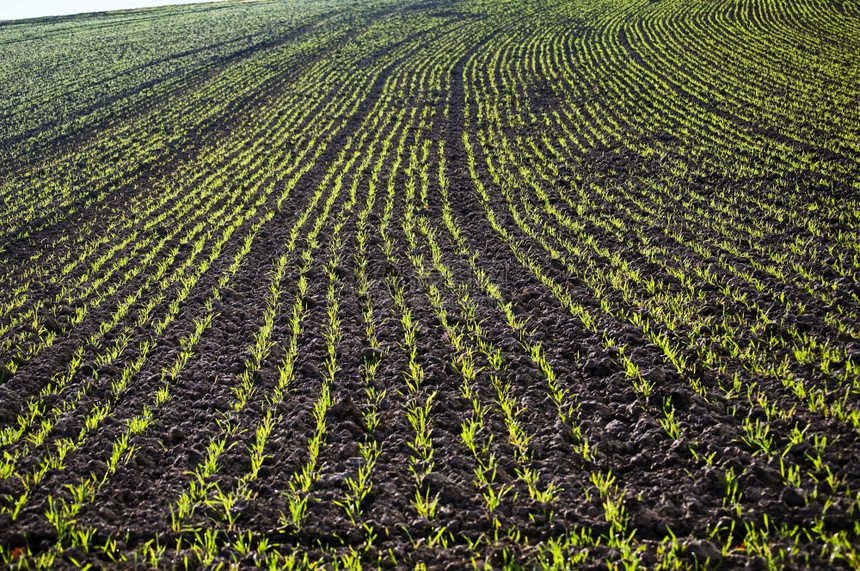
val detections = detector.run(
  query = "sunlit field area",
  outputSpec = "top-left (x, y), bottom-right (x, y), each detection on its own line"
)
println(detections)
top-left (1, 0), bottom-right (859, 567)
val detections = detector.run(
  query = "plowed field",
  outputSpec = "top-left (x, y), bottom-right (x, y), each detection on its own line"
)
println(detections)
top-left (1, 0), bottom-right (859, 568)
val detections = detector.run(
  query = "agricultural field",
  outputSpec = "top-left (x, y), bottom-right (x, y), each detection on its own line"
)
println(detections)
top-left (1, 0), bottom-right (859, 567)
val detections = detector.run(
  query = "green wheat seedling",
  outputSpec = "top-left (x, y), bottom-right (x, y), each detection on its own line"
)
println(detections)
top-left (723, 467), bottom-right (744, 516)
top-left (659, 397), bottom-right (681, 440)
top-left (740, 416), bottom-right (776, 456)
top-left (589, 471), bottom-right (644, 567)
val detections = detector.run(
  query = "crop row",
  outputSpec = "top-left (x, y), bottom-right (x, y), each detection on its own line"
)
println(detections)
top-left (1, 0), bottom-right (858, 568)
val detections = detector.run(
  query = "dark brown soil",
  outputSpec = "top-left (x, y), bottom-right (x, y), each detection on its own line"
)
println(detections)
top-left (1, 0), bottom-right (859, 568)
